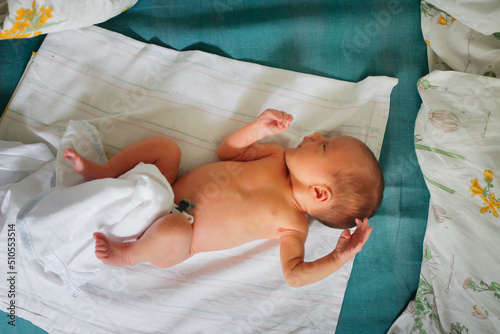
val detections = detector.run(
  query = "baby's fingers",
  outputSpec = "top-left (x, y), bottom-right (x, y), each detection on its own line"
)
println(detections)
top-left (263, 109), bottom-right (292, 125)
top-left (277, 111), bottom-right (293, 129)
top-left (355, 218), bottom-right (372, 241)
top-left (355, 218), bottom-right (370, 230)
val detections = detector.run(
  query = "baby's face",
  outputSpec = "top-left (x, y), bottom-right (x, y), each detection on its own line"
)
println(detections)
top-left (285, 133), bottom-right (366, 182)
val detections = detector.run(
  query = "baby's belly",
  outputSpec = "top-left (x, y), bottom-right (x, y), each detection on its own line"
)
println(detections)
top-left (172, 162), bottom-right (282, 253)
top-left (188, 210), bottom-right (274, 253)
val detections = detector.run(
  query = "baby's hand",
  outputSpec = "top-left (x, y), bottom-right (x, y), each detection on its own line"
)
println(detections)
top-left (256, 109), bottom-right (293, 136)
top-left (332, 218), bottom-right (372, 266)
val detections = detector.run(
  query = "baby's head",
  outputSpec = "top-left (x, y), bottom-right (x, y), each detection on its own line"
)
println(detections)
top-left (286, 133), bottom-right (384, 229)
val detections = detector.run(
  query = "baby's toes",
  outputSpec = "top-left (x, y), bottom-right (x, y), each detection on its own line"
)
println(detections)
top-left (94, 233), bottom-right (110, 257)
top-left (64, 148), bottom-right (75, 160)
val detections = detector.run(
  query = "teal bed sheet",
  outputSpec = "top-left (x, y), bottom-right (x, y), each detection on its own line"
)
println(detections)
top-left (0, 0), bottom-right (428, 333)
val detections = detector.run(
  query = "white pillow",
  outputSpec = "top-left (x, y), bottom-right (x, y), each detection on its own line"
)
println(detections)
top-left (0, 0), bottom-right (137, 39)
top-left (425, 0), bottom-right (500, 35)
top-left (390, 70), bottom-right (500, 333)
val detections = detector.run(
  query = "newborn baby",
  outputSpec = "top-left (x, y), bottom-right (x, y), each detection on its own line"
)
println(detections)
top-left (65, 109), bottom-right (382, 287)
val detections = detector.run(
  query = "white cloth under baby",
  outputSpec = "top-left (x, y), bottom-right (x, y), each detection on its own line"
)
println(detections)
top-left (16, 121), bottom-right (176, 296)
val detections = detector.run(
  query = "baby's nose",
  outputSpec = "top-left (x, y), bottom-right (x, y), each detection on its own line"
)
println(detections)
top-left (311, 132), bottom-right (323, 140)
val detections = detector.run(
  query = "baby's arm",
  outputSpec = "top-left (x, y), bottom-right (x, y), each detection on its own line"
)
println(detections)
top-left (280, 218), bottom-right (372, 287)
top-left (217, 109), bottom-right (293, 161)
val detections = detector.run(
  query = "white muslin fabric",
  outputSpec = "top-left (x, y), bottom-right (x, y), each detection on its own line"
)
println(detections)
top-left (14, 121), bottom-right (175, 296)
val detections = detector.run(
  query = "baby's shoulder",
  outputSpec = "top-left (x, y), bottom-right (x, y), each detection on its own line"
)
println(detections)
top-left (274, 208), bottom-right (309, 236)
top-left (255, 145), bottom-right (287, 169)
top-left (255, 143), bottom-right (286, 160)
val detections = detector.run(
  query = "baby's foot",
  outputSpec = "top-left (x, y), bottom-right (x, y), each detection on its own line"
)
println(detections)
top-left (94, 232), bottom-right (132, 267)
top-left (64, 148), bottom-right (108, 181)
top-left (64, 148), bottom-right (86, 174)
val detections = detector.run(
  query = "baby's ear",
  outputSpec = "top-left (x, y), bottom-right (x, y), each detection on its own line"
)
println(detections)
top-left (310, 184), bottom-right (332, 203)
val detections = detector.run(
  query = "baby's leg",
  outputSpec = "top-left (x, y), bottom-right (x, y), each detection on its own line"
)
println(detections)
top-left (65, 136), bottom-right (181, 184)
top-left (64, 148), bottom-right (112, 181)
top-left (94, 212), bottom-right (194, 268)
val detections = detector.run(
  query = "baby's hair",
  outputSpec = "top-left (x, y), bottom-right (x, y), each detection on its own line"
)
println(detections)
top-left (313, 144), bottom-right (384, 229)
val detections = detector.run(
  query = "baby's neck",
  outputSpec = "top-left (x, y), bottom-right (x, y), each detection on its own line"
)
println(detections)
top-left (286, 172), bottom-right (308, 215)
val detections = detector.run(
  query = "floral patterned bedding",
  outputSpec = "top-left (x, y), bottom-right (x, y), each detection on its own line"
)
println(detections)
top-left (389, 1), bottom-right (500, 333)
top-left (0, 0), bottom-right (137, 39)
top-left (420, 0), bottom-right (500, 76)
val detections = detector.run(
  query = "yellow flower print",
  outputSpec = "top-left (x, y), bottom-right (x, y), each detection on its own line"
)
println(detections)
top-left (13, 20), bottom-right (31, 31)
top-left (39, 6), bottom-right (53, 25)
top-left (469, 178), bottom-right (483, 197)
top-left (437, 17), bottom-right (456, 25)
top-left (421, 1), bottom-right (455, 27)
top-left (480, 194), bottom-right (499, 218)
top-left (0, 1), bottom-right (56, 39)
top-left (484, 170), bottom-right (493, 183)
top-left (438, 16), bottom-right (447, 25)
top-left (15, 7), bottom-right (32, 21)
top-left (470, 170), bottom-right (499, 219)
